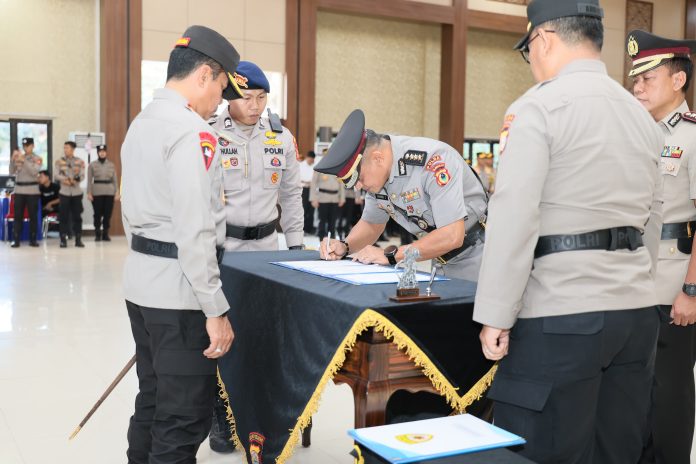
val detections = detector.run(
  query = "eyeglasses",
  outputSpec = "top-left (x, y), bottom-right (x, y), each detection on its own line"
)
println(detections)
top-left (520, 30), bottom-right (556, 64)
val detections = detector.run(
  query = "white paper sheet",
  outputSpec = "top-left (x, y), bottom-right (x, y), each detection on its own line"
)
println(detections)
top-left (271, 260), bottom-right (448, 285)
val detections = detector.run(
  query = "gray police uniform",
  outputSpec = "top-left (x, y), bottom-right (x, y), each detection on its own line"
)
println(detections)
top-left (54, 155), bottom-right (86, 239)
top-left (210, 113), bottom-right (303, 251)
top-left (361, 136), bottom-right (487, 282)
top-left (310, 170), bottom-right (346, 239)
top-left (10, 152), bottom-right (41, 244)
top-left (121, 88), bottom-right (229, 315)
top-left (87, 158), bottom-right (118, 236)
top-left (474, 59), bottom-right (664, 463)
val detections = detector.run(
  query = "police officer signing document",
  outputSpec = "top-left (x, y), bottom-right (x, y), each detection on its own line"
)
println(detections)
top-left (627, 31), bottom-right (696, 464)
top-left (474, 1), bottom-right (664, 463)
top-left (120, 25), bottom-right (243, 464)
top-left (316, 109), bottom-right (487, 282)
top-left (210, 60), bottom-right (304, 252)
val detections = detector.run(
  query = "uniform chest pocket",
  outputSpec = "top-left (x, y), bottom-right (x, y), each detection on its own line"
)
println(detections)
top-left (222, 155), bottom-right (244, 192)
top-left (263, 154), bottom-right (284, 189)
top-left (661, 147), bottom-right (684, 177)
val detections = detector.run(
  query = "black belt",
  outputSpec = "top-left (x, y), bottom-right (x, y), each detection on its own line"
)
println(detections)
top-left (94, 179), bottom-right (112, 184)
top-left (226, 218), bottom-right (278, 240)
top-left (318, 188), bottom-right (338, 194)
top-left (436, 221), bottom-right (485, 264)
top-left (661, 221), bottom-right (696, 240)
top-left (16, 181), bottom-right (38, 186)
top-left (131, 234), bottom-right (224, 263)
top-left (534, 226), bottom-right (643, 259)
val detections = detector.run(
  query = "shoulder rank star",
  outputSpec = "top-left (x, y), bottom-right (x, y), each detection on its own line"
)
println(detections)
top-left (403, 150), bottom-right (427, 166)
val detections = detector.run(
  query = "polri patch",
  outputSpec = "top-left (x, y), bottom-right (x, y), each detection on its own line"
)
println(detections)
top-left (425, 154), bottom-right (442, 172)
top-left (403, 150), bottom-right (427, 166)
top-left (499, 114), bottom-right (515, 154)
top-left (198, 132), bottom-right (217, 171)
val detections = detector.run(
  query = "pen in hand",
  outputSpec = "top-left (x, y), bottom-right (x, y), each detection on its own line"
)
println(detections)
top-left (325, 231), bottom-right (331, 259)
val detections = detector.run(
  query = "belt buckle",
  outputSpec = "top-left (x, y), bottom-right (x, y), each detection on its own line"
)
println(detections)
top-left (627, 228), bottom-right (639, 251)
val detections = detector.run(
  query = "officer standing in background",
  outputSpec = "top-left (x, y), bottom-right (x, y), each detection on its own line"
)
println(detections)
top-left (87, 144), bottom-right (119, 242)
top-left (311, 151), bottom-right (345, 241)
top-left (300, 150), bottom-right (316, 234)
top-left (120, 25), bottom-right (242, 464)
top-left (474, 152), bottom-right (496, 194)
top-left (9, 137), bottom-right (42, 247)
top-left (473, 1), bottom-right (664, 462)
top-left (317, 109), bottom-right (488, 283)
top-left (207, 60), bottom-right (303, 453)
top-left (210, 60), bottom-right (304, 253)
top-left (627, 30), bottom-right (696, 464)
top-left (54, 141), bottom-right (86, 248)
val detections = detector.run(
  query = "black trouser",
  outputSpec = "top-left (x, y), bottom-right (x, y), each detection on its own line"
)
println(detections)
top-left (92, 195), bottom-right (115, 231)
top-left (639, 305), bottom-right (696, 464)
top-left (317, 202), bottom-right (339, 240)
top-left (488, 308), bottom-right (659, 464)
top-left (13, 193), bottom-right (39, 241)
top-left (126, 301), bottom-right (217, 464)
top-left (301, 187), bottom-right (314, 233)
top-left (59, 194), bottom-right (83, 236)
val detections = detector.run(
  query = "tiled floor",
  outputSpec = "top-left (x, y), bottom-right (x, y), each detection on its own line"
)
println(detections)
top-left (0, 234), bottom-right (357, 464)
top-left (2, 235), bottom-right (696, 463)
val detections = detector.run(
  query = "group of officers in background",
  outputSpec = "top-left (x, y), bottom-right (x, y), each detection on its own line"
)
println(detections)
top-left (118, 0), bottom-right (696, 460)
top-left (9, 139), bottom-right (119, 247)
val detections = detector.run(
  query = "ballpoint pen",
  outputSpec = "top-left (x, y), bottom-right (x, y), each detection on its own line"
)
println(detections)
top-left (326, 231), bottom-right (331, 259)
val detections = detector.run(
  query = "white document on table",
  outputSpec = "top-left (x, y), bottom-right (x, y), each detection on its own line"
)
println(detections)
top-left (348, 414), bottom-right (525, 463)
top-left (271, 260), bottom-right (448, 285)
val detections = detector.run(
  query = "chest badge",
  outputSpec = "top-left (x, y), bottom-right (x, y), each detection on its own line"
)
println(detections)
top-left (417, 218), bottom-right (430, 231)
top-left (662, 146), bottom-right (683, 159)
top-left (401, 188), bottom-right (421, 203)
top-left (264, 131), bottom-right (282, 146)
top-left (271, 157), bottom-right (282, 167)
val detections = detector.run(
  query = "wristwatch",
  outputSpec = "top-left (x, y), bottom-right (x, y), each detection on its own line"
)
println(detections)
top-left (339, 240), bottom-right (350, 258)
top-left (384, 245), bottom-right (398, 265)
top-left (683, 282), bottom-right (696, 297)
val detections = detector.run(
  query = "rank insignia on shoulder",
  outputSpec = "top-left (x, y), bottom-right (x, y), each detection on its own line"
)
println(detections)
top-left (669, 113), bottom-right (683, 127)
top-left (403, 150), bottom-right (427, 166)
top-left (682, 112), bottom-right (696, 124)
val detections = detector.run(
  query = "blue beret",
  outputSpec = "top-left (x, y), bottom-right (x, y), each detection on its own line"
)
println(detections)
top-left (233, 61), bottom-right (270, 93)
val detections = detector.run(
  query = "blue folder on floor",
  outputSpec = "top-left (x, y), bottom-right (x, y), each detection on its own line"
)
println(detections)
top-left (348, 414), bottom-right (525, 464)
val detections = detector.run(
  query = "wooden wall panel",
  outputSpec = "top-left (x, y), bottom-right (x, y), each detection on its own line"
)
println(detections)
top-left (101, 0), bottom-right (141, 235)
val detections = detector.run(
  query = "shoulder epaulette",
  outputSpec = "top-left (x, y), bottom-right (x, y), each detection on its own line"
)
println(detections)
top-left (402, 150), bottom-right (427, 166)
top-left (682, 112), bottom-right (696, 124)
top-left (267, 109), bottom-right (283, 133)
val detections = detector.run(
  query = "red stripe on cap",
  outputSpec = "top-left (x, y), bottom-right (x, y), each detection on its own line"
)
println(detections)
top-left (634, 46), bottom-right (691, 60)
top-left (337, 131), bottom-right (367, 178)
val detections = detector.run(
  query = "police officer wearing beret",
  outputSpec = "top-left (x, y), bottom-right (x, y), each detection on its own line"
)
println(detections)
top-left (120, 25), bottom-right (242, 464)
top-left (627, 30), bottom-right (696, 464)
top-left (87, 144), bottom-right (119, 241)
top-left (54, 140), bottom-right (86, 248)
top-left (473, 1), bottom-right (664, 462)
top-left (10, 137), bottom-right (42, 247)
top-left (206, 60), bottom-right (304, 452)
top-left (210, 60), bottom-right (304, 253)
top-left (317, 109), bottom-right (487, 282)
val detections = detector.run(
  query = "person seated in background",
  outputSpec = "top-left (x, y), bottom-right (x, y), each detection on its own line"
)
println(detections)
top-left (38, 170), bottom-right (60, 214)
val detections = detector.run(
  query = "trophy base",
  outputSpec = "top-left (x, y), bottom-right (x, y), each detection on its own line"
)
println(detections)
top-left (389, 292), bottom-right (441, 303)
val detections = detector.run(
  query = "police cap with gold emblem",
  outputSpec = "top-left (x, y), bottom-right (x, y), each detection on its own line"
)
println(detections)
top-left (97, 144), bottom-right (107, 152)
top-left (626, 30), bottom-right (696, 77)
top-left (514, 0), bottom-right (604, 51)
top-left (174, 25), bottom-right (244, 100)
top-left (22, 137), bottom-right (34, 146)
top-left (232, 61), bottom-right (270, 95)
top-left (314, 109), bottom-right (366, 189)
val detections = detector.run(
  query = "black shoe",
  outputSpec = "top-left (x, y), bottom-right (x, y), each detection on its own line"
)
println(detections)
top-left (209, 396), bottom-right (235, 453)
top-left (95, 230), bottom-right (102, 242)
top-left (102, 231), bottom-right (111, 242)
top-left (75, 234), bottom-right (85, 248)
top-left (60, 235), bottom-right (68, 248)
top-left (10, 241), bottom-right (19, 248)
top-left (29, 241), bottom-right (39, 247)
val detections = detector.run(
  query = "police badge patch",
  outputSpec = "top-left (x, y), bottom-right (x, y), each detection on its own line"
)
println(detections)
top-left (249, 432), bottom-right (265, 464)
top-left (198, 132), bottom-right (217, 171)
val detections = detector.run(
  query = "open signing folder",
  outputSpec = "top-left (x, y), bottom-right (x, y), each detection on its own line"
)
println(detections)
top-left (348, 414), bottom-right (525, 463)
top-left (271, 260), bottom-right (449, 285)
